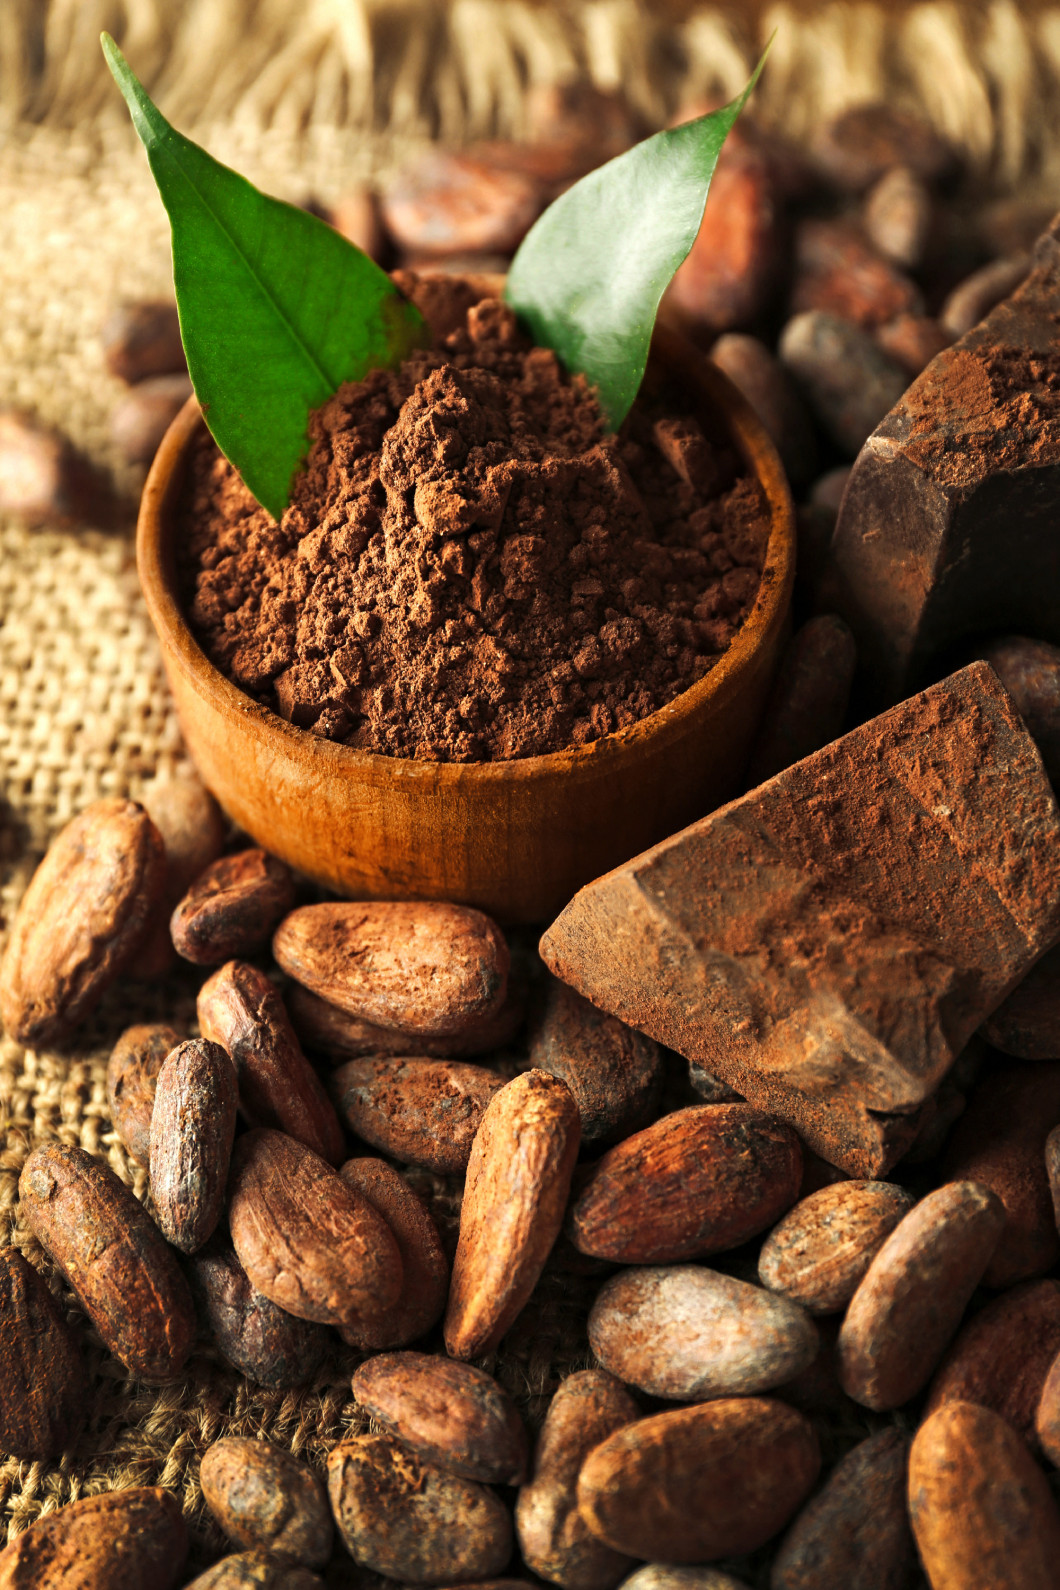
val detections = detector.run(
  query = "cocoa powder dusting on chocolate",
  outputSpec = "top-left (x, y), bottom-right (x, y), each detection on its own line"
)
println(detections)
top-left (179, 276), bottom-right (768, 761)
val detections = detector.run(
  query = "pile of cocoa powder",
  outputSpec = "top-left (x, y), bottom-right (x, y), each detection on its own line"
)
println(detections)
top-left (178, 275), bottom-right (768, 761)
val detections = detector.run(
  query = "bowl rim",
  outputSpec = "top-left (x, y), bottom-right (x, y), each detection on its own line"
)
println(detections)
top-left (137, 320), bottom-right (795, 788)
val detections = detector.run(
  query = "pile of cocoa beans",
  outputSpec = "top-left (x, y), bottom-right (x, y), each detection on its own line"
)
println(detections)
top-left (0, 775), bottom-right (1058, 1589)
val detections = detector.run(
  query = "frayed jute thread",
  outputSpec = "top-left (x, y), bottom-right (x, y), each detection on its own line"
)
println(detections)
top-left (5, 0), bottom-right (1060, 182)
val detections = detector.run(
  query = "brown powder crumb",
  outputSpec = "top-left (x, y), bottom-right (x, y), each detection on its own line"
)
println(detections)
top-left (178, 276), bottom-right (768, 762)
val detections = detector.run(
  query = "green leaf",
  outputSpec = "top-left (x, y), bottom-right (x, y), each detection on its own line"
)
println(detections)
top-left (101, 33), bottom-right (427, 520)
top-left (504, 47), bottom-right (770, 431)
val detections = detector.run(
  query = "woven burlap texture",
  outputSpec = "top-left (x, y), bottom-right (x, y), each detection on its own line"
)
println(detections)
top-left (0, 119), bottom-right (607, 1580)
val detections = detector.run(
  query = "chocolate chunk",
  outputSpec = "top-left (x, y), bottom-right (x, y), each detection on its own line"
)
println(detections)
top-left (540, 663), bottom-right (1060, 1177)
top-left (831, 218), bottom-right (1060, 699)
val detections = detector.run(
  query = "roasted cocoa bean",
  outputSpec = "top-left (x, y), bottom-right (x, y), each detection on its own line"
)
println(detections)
top-left (102, 299), bottom-right (185, 382)
top-left (909, 1400), bottom-right (1060, 1589)
top-left (758, 1180), bottom-right (915, 1314)
top-left (110, 374), bottom-right (193, 465)
top-left (445, 1070), bottom-right (580, 1359)
top-left (1035, 1350), bottom-right (1060, 1464)
top-left (133, 771), bottom-right (226, 980)
top-left (352, 1351), bottom-right (527, 1483)
top-left (200, 1437), bottom-right (332, 1567)
top-left (791, 218), bottom-right (923, 329)
top-left (939, 254), bottom-right (1032, 338)
top-left (380, 149), bottom-right (542, 257)
top-left (172, 849), bottom-right (296, 966)
top-left (0, 409), bottom-right (103, 526)
top-left (837, 1181), bottom-right (1005, 1410)
top-left (588, 1265), bottom-right (818, 1401)
top-left (227, 1128), bottom-right (401, 1325)
top-left (668, 134), bottom-right (779, 331)
top-left (528, 980), bottom-right (662, 1146)
top-left (709, 332), bottom-right (818, 489)
top-left (770, 1428), bottom-right (913, 1590)
top-left (288, 980), bottom-right (524, 1061)
top-left (327, 1432), bottom-right (513, 1584)
top-left (331, 1055), bottom-right (504, 1173)
top-left (924, 1278), bottom-right (1060, 1445)
top-left (198, 961), bottom-right (344, 1166)
top-left (187, 1237), bottom-right (330, 1389)
top-left (338, 1158), bottom-right (448, 1348)
top-left (0, 1485), bottom-right (187, 1589)
top-left (272, 901), bottom-right (509, 1038)
top-left (515, 1369), bottom-right (638, 1590)
top-left (19, 1142), bottom-right (195, 1380)
top-left (812, 104), bottom-right (955, 191)
top-left (569, 1104), bottom-right (802, 1264)
top-left (0, 1247), bottom-right (83, 1458)
top-left (184, 1554), bottom-right (324, 1589)
top-left (982, 634), bottom-right (1060, 786)
top-left (620, 1571), bottom-right (751, 1590)
top-left (150, 1038), bottom-right (237, 1253)
top-left (0, 799), bottom-right (165, 1046)
top-left (577, 1399), bottom-right (820, 1563)
top-left (778, 310), bottom-right (909, 457)
top-left (862, 164), bottom-right (934, 269)
top-left (107, 1023), bottom-right (180, 1167)
top-left (942, 1061), bottom-right (1060, 1286)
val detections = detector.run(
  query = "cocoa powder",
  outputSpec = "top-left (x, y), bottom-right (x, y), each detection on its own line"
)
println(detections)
top-left (178, 276), bottom-right (768, 761)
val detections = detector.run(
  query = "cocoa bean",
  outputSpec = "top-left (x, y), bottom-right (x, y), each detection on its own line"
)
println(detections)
top-left (272, 901), bottom-right (509, 1038)
top-left (791, 218), bottom-right (923, 329)
top-left (107, 1023), bottom-right (180, 1167)
top-left (327, 1432), bottom-right (513, 1584)
top-left (620, 1571), bottom-right (751, 1590)
top-left (778, 311), bottom-right (909, 457)
top-left (515, 1369), bottom-right (639, 1590)
top-left (0, 408), bottom-right (104, 526)
top-left (186, 1237), bottom-right (330, 1389)
top-left (924, 1278), bottom-right (1060, 1446)
top-left (589, 1265), bottom-right (818, 1401)
top-left (668, 134), bottom-right (779, 331)
top-left (330, 185), bottom-right (388, 262)
top-left (172, 849), bottom-right (296, 966)
top-left (942, 1060), bottom-right (1060, 1286)
top-left (528, 980), bottom-right (662, 1146)
top-left (0, 1247), bottom-right (83, 1458)
top-left (812, 104), bottom-right (955, 191)
top-left (524, 81), bottom-right (642, 160)
top-left (939, 253), bottom-right (1032, 337)
top-left (200, 1437), bottom-right (332, 1567)
top-left (337, 1158), bottom-right (447, 1348)
top-left (19, 1142), bottom-right (195, 1380)
top-left (331, 1055), bottom-right (503, 1174)
top-left (445, 1070), bottom-right (580, 1360)
top-left (227, 1128), bottom-right (401, 1325)
top-left (576, 1399), bottom-right (820, 1562)
top-left (149, 1038), bottom-right (238, 1253)
top-left (874, 313), bottom-right (951, 377)
top-left (770, 1427), bottom-right (912, 1590)
top-left (981, 634), bottom-right (1060, 786)
top-left (352, 1351), bottom-right (527, 1484)
top-left (0, 799), bottom-right (165, 1046)
top-left (909, 1401), bottom-right (1060, 1589)
top-left (380, 149), bottom-right (542, 257)
top-left (687, 1062), bottom-right (743, 1104)
top-left (758, 1180), bottom-right (915, 1315)
top-left (133, 771), bottom-right (226, 981)
top-left (1036, 1350), bottom-right (1060, 1464)
top-left (198, 961), bottom-right (344, 1165)
top-left (862, 164), bottom-right (934, 269)
top-left (709, 333), bottom-right (818, 488)
top-left (110, 374), bottom-right (193, 465)
top-left (837, 1180), bottom-right (1005, 1410)
top-left (102, 299), bottom-right (185, 382)
top-left (0, 1486), bottom-right (187, 1589)
top-left (744, 615), bottom-right (858, 787)
top-left (983, 944), bottom-right (1060, 1061)
top-left (569, 1104), bottom-right (802, 1264)
top-left (184, 1554), bottom-right (324, 1589)
top-left (288, 980), bottom-right (524, 1061)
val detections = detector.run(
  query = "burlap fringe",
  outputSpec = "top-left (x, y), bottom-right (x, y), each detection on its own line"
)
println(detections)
top-left (5, 0), bottom-right (1060, 184)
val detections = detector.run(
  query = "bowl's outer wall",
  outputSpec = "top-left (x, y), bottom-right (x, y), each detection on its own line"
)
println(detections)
top-left (138, 325), bottom-right (794, 923)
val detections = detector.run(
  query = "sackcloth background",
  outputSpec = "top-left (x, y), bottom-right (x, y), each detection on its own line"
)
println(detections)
top-left (3, 0), bottom-right (1060, 1579)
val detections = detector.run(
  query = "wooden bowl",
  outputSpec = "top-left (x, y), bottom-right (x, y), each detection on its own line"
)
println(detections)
top-left (137, 319), bottom-right (794, 924)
